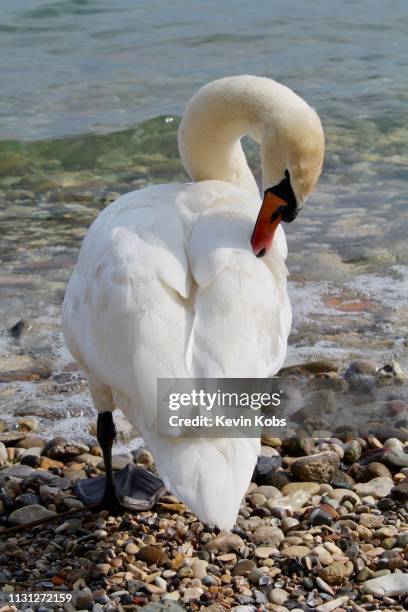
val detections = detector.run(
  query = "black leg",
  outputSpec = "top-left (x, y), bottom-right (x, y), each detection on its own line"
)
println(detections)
top-left (97, 411), bottom-right (121, 512)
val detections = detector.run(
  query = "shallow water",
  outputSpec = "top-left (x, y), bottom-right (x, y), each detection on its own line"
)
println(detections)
top-left (1, 1), bottom-right (407, 440)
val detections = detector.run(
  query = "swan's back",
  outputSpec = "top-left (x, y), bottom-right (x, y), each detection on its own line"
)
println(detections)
top-left (62, 180), bottom-right (291, 528)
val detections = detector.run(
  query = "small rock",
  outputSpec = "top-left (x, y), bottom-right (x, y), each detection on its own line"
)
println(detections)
top-left (315, 576), bottom-right (335, 596)
top-left (0, 442), bottom-right (8, 466)
top-left (352, 462), bottom-right (392, 482)
top-left (255, 546), bottom-right (275, 559)
top-left (319, 561), bottom-right (354, 585)
top-left (204, 533), bottom-right (245, 553)
top-left (345, 360), bottom-right (378, 391)
top-left (253, 526), bottom-right (284, 546)
top-left (9, 504), bottom-right (57, 525)
top-left (232, 559), bottom-right (256, 576)
top-left (125, 542), bottom-right (139, 555)
top-left (63, 497), bottom-right (84, 510)
top-left (268, 588), bottom-right (289, 605)
top-left (2, 464), bottom-right (35, 479)
top-left (281, 545), bottom-right (310, 559)
top-left (331, 470), bottom-right (355, 489)
top-left (281, 481), bottom-right (321, 496)
top-left (291, 452), bottom-right (340, 483)
top-left (15, 435), bottom-right (45, 449)
top-left (267, 490), bottom-right (309, 512)
top-left (136, 545), bottom-right (167, 566)
top-left (73, 588), bottom-right (94, 609)
top-left (247, 569), bottom-right (264, 585)
top-left (202, 575), bottom-right (218, 587)
top-left (97, 454), bottom-right (132, 471)
top-left (330, 488), bottom-right (360, 504)
top-left (39, 484), bottom-right (62, 503)
top-left (362, 572), bottom-right (408, 596)
top-left (42, 437), bottom-right (89, 460)
top-left (344, 440), bottom-right (362, 464)
top-left (309, 505), bottom-right (337, 526)
top-left (314, 545), bottom-right (333, 566)
top-left (316, 596), bottom-right (349, 612)
top-left (18, 417), bottom-right (40, 433)
top-left (182, 587), bottom-right (203, 602)
top-left (38, 457), bottom-right (64, 470)
top-left (353, 477), bottom-right (394, 498)
top-left (391, 481), bottom-right (408, 500)
top-left (383, 438), bottom-right (404, 452)
top-left (17, 493), bottom-right (40, 506)
top-left (252, 485), bottom-right (280, 498)
top-left (282, 437), bottom-right (315, 456)
top-left (377, 361), bottom-right (407, 381)
top-left (134, 448), bottom-right (154, 467)
top-left (281, 517), bottom-right (300, 532)
top-left (192, 559), bottom-right (208, 580)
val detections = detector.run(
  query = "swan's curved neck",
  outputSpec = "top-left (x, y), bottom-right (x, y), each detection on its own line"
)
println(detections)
top-left (178, 76), bottom-right (300, 198)
top-left (178, 80), bottom-right (260, 197)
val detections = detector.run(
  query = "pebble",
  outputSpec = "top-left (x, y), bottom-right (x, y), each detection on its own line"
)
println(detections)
top-left (362, 572), bottom-right (408, 596)
top-left (182, 587), bottom-right (203, 602)
top-left (281, 481), bottom-right (321, 496)
top-left (125, 542), bottom-right (139, 555)
top-left (281, 517), bottom-right (300, 532)
top-left (291, 452), bottom-right (340, 483)
top-left (255, 546), bottom-right (275, 559)
top-left (330, 488), bottom-right (360, 503)
top-left (97, 454), bottom-right (132, 471)
top-left (392, 481), bottom-right (408, 500)
top-left (137, 545), bottom-right (167, 566)
top-left (8, 504), bottom-right (57, 525)
top-left (345, 360), bottom-right (377, 391)
top-left (232, 559), bottom-right (256, 576)
top-left (191, 559), bottom-right (208, 579)
top-left (18, 417), bottom-right (40, 432)
top-left (0, 441), bottom-right (8, 466)
top-left (42, 437), bottom-right (89, 460)
top-left (252, 485), bottom-right (280, 498)
top-left (319, 561), bottom-right (354, 585)
top-left (354, 476), bottom-right (394, 498)
top-left (2, 464), bottom-right (35, 479)
top-left (282, 545), bottom-right (310, 559)
top-left (344, 440), bottom-right (362, 464)
top-left (73, 588), bottom-right (94, 609)
top-left (38, 456), bottom-right (64, 470)
top-left (204, 533), bottom-right (245, 552)
top-left (269, 588), bottom-right (289, 605)
top-left (253, 525), bottom-right (284, 546)
top-left (314, 545), bottom-right (333, 566)
top-left (316, 596), bottom-right (349, 612)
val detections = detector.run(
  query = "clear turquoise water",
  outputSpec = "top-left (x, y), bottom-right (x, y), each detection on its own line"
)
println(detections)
top-left (0, 0), bottom-right (407, 438)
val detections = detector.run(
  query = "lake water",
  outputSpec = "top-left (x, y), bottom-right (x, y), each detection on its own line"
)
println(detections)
top-left (1, 0), bottom-right (407, 441)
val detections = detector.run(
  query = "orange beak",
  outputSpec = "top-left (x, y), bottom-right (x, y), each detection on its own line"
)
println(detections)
top-left (251, 191), bottom-right (287, 257)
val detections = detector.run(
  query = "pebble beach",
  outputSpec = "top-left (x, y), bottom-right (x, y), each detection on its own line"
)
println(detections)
top-left (1, 362), bottom-right (408, 611)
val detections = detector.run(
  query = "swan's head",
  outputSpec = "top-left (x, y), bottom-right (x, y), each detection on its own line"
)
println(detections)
top-left (251, 105), bottom-right (325, 257)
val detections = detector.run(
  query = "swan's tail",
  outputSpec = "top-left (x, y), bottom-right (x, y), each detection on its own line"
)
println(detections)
top-left (148, 435), bottom-right (260, 531)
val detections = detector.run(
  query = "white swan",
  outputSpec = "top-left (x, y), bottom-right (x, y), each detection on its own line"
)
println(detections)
top-left (62, 75), bottom-right (324, 530)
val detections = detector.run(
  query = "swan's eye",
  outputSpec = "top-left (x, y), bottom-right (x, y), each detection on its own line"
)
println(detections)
top-left (270, 207), bottom-right (284, 222)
